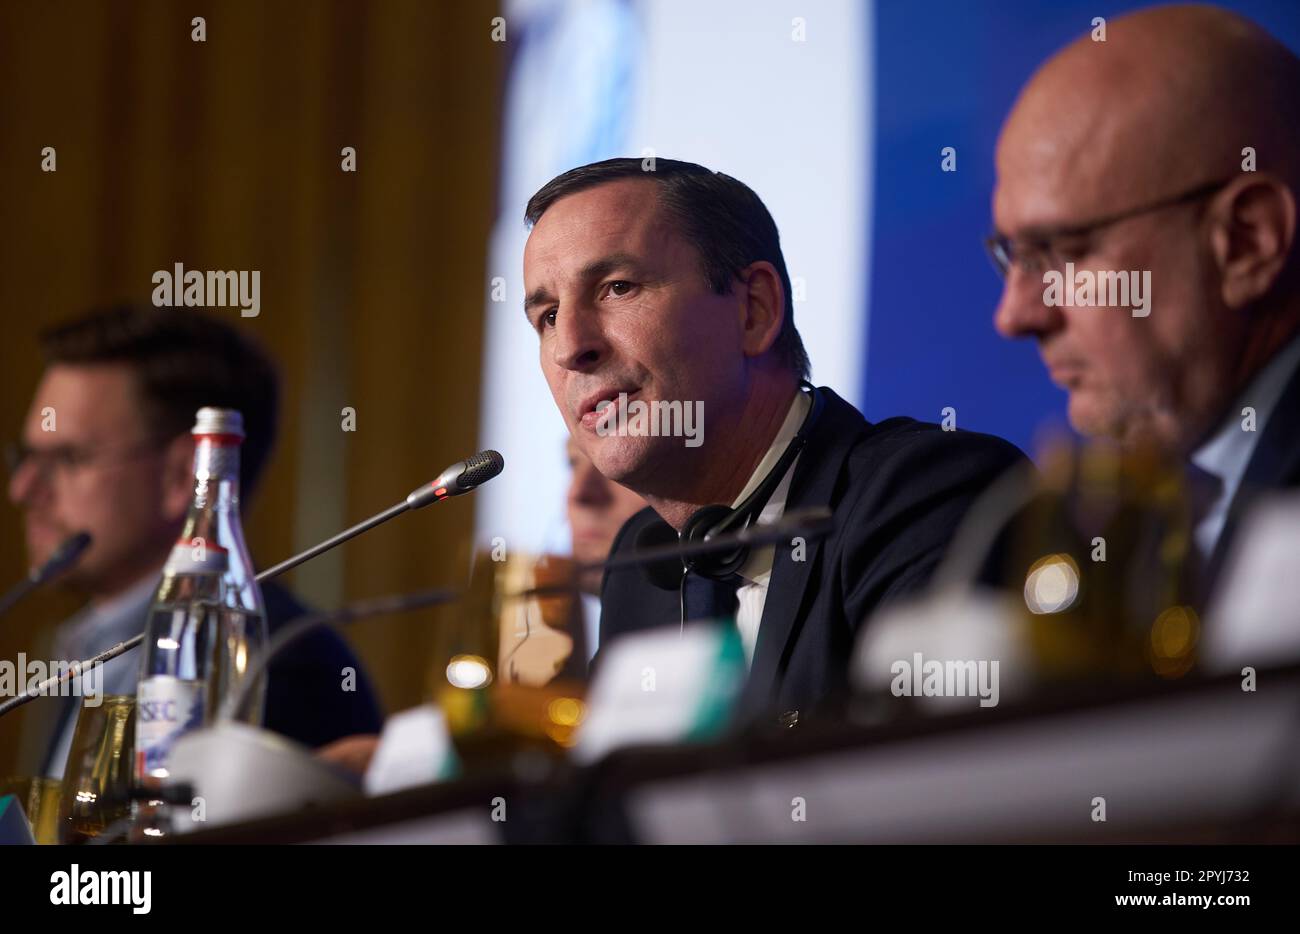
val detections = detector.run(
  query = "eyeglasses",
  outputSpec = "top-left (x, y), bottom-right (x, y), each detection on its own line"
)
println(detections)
top-left (984, 176), bottom-right (1236, 279)
top-left (3, 438), bottom-right (165, 482)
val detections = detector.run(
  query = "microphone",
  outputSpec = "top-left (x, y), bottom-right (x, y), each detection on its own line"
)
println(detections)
top-left (509, 507), bottom-right (835, 599)
top-left (0, 531), bottom-right (92, 619)
top-left (259, 449), bottom-right (504, 580)
top-left (407, 449), bottom-right (505, 508)
top-left (0, 450), bottom-right (503, 718)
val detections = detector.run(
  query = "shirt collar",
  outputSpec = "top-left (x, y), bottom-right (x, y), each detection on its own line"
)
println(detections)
top-left (730, 391), bottom-right (810, 585)
top-left (730, 391), bottom-right (811, 509)
top-left (1191, 331), bottom-right (1300, 498)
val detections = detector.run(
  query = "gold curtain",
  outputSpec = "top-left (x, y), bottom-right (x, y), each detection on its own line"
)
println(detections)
top-left (0, 0), bottom-right (503, 771)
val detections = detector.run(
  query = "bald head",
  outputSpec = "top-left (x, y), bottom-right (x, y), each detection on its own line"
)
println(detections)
top-left (999, 4), bottom-right (1300, 221)
top-left (993, 4), bottom-right (1300, 452)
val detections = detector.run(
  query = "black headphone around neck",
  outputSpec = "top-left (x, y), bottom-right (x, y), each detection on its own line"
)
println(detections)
top-left (636, 383), bottom-right (825, 588)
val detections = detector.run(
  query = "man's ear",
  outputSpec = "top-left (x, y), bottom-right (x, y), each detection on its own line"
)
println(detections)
top-left (159, 434), bottom-right (195, 523)
top-left (1209, 174), bottom-right (1296, 310)
top-left (736, 260), bottom-right (786, 358)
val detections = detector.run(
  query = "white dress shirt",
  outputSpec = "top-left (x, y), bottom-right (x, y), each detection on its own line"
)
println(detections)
top-left (581, 591), bottom-right (602, 663)
top-left (1189, 334), bottom-right (1300, 564)
top-left (730, 392), bottom-right (811, 668)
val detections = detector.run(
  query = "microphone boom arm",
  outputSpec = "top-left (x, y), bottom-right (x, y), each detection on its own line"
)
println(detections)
top-left (0, 451), bottom-right (503, 719)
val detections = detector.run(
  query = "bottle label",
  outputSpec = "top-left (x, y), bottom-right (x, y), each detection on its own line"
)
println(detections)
top-left (136, 676), bottom-right (204, 778)
top-left (163, 541), bottom-right (229, 575)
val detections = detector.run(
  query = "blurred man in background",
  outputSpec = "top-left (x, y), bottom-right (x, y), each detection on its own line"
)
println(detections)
top-left (990, 4), bottom-right (1300, 603)
top-left (5, 304), bottom-right (383, 777)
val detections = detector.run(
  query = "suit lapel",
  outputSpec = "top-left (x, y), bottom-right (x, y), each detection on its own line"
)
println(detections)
top-left (738, 390), bottom-right (860, 717)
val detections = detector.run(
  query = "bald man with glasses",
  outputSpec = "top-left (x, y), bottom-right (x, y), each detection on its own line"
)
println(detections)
top-left (989, 4), bottom-right (1300, 604)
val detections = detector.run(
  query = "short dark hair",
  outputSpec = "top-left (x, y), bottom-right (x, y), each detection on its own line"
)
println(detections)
top-left (524, 158), bottom-right (811, 381)
top-left (38, 304), bottom-right (280, 501)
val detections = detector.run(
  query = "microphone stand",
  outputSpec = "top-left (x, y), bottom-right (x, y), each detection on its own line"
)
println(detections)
top-left (0, 453), bottom-right (503, 719)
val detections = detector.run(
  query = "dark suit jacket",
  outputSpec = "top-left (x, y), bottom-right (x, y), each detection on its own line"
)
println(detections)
top-left (600, 387), bottom-right (1027, 729)
top-left (261, 581), bottom-right (385, 748)
top-left (1204, 357), bottom-right (1300, 599)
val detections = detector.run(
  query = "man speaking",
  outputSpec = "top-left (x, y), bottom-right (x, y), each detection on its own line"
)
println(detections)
top-left (522, 158), bottom-right (1025, 727)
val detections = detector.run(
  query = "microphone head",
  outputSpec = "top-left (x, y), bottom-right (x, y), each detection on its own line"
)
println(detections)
top-left (407, 450), bottom-right (505, 509)
top-left (32, 531), bottom-right (93, 583)
top-left (460, 450), bottom-right (505, 492)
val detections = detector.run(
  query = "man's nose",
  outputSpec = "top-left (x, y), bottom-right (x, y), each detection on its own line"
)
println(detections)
top-left (552, 306), bottom-right (608, 372)
top-left (7, 456), bottom-right (48, 509)
top-left (993, 270), bottom-right (1065, 340)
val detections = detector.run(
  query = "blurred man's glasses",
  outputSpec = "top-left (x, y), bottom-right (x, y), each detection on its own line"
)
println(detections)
top-left (984, 176), bottom-right (1236, 279)
top-left (3, 438), bottom-right (165, 482)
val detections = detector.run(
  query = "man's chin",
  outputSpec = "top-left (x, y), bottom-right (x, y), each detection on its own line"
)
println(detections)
top-left (24, 535), bottom-right (63, 571)
top-left (586, 436), bottom-right (658, 487)
top-left (1068, 394), bottom-right (1178, 451)
top-left (52, 571), bottom-right (95, 596)
top-left (24, 534), bottom-right (103, 594)
top-left (1067, 390), bottom-right (1124, 441)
